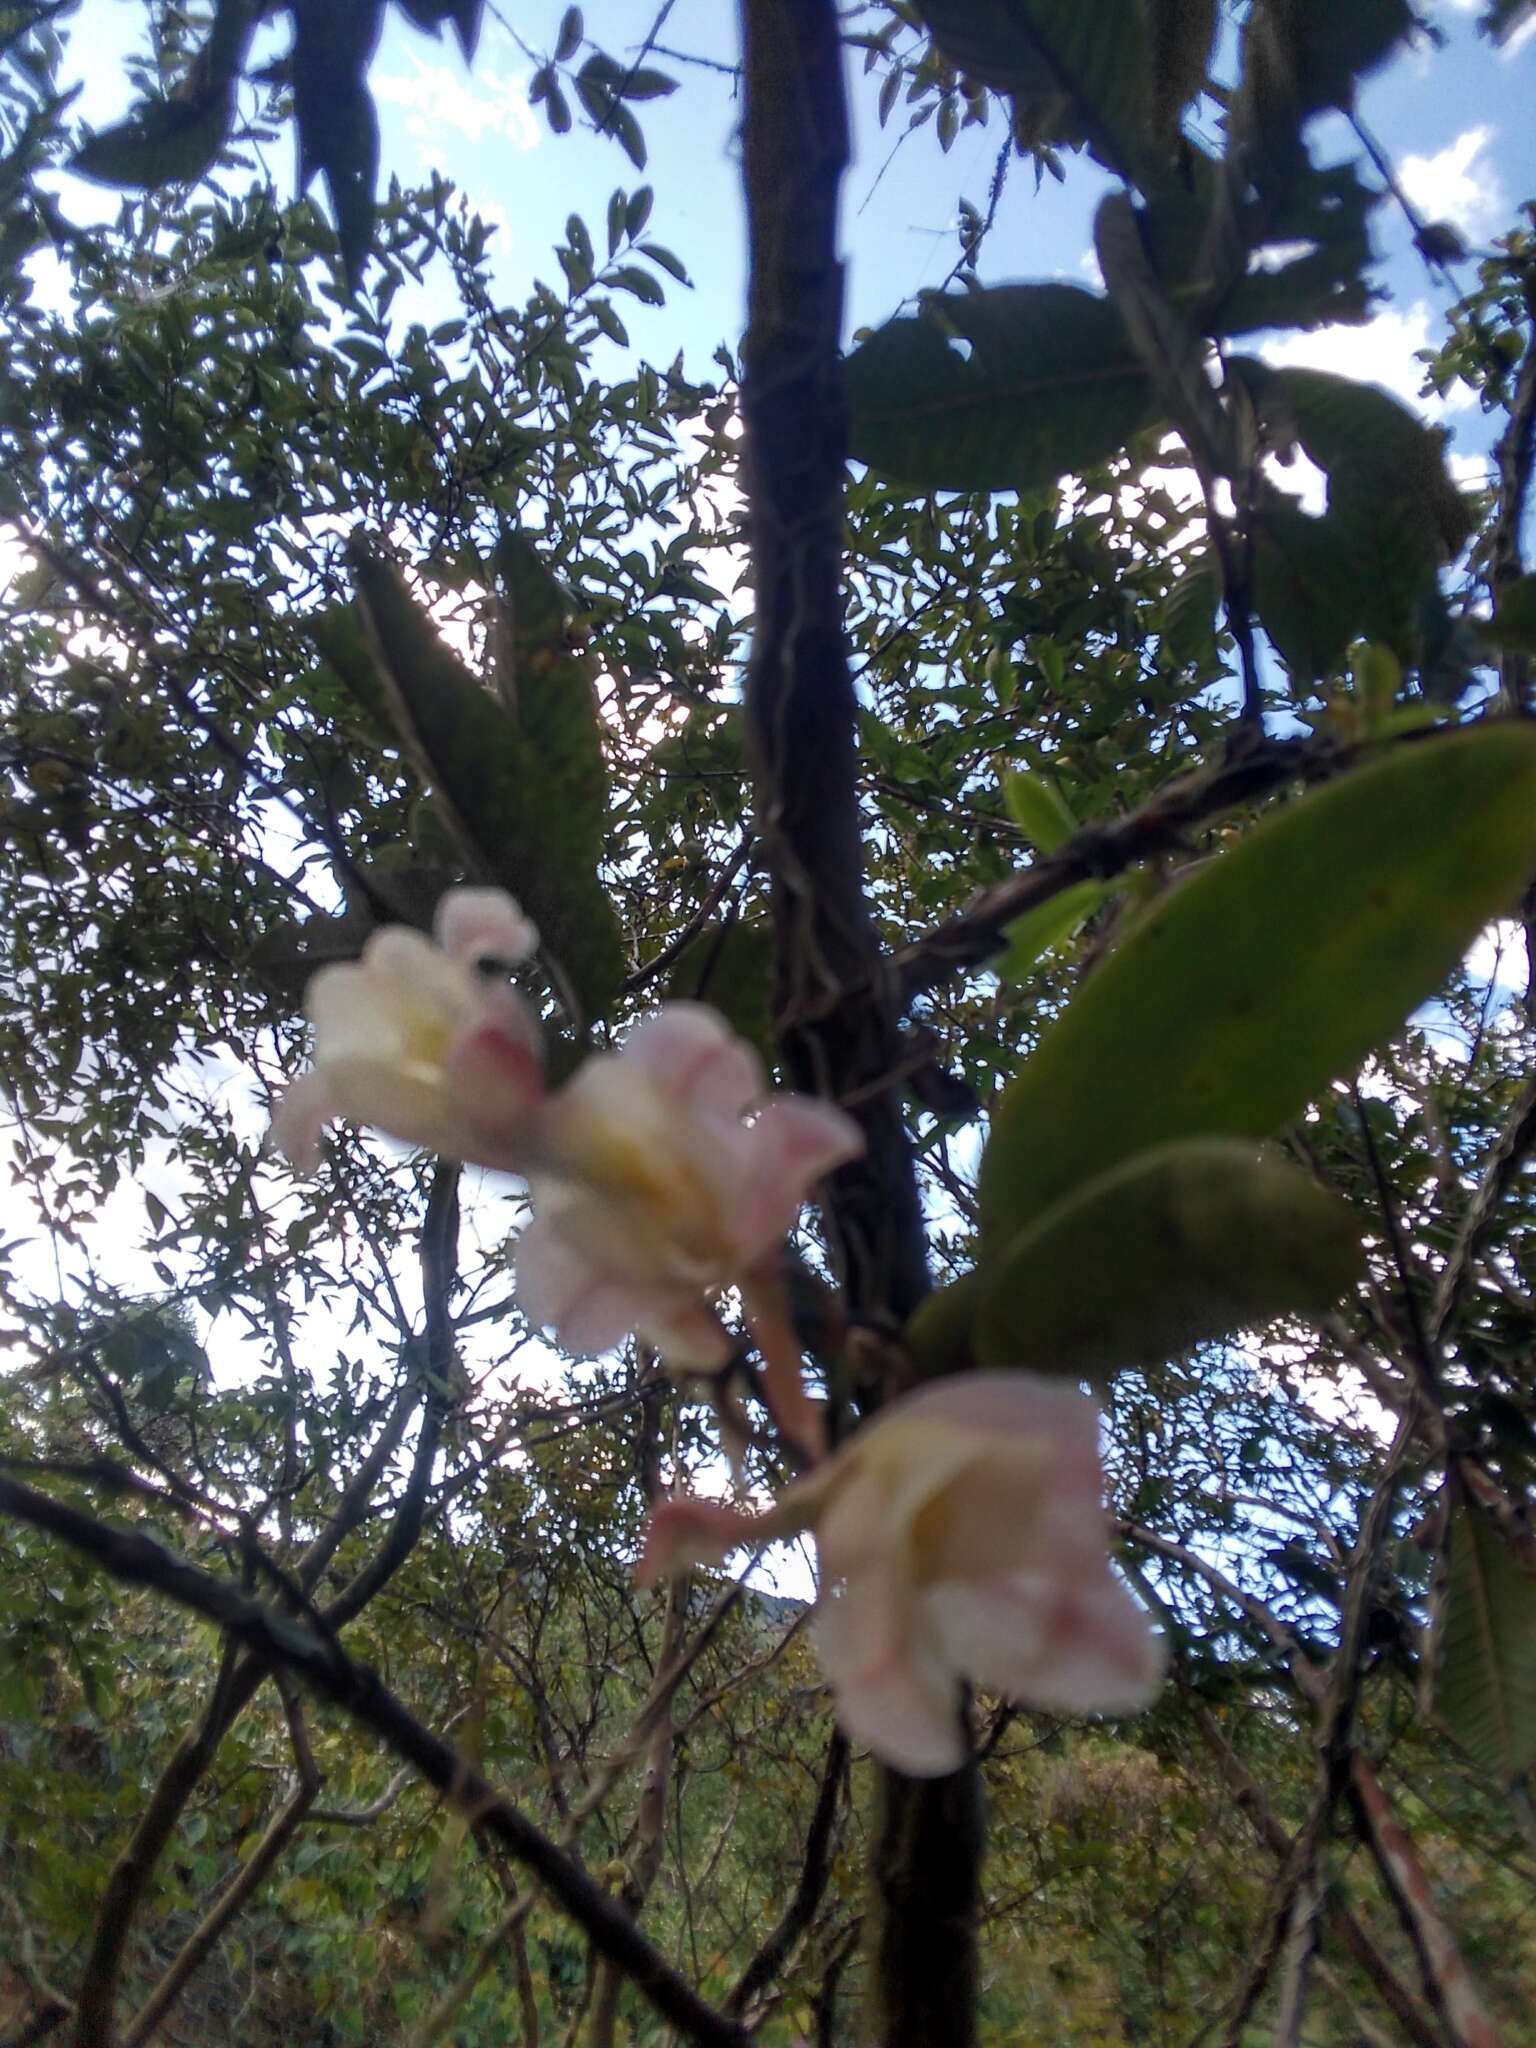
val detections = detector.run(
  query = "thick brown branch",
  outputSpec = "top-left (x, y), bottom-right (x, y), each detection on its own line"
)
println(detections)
top-left (738, 0), bottom-right (928, 1331)
top-left (737, 9), bottom-right (975, 2042)
top-left (895, 732), bottom-right (1355, 1001)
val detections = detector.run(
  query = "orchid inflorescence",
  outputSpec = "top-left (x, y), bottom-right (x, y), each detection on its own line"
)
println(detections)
top-left (272, 886), bottom-right (1164, 1774)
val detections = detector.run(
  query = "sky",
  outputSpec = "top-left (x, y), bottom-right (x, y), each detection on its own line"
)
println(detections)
top-left (7, 3), bottom-right (1535, 1560)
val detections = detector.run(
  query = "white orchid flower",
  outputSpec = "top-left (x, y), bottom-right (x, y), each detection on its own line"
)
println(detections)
top-left (514, 1002), bottom-right (862, 1370)
top-left (637, 1371), bottom-right (1165, 1776)
top-left (270, 887), bottom-right (544, 1172)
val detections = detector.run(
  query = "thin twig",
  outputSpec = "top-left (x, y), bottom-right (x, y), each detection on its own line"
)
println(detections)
top-left (0, 1474), bottom-right (750, 2048)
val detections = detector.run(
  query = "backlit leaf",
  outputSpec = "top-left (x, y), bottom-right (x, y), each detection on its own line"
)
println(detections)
top-left (847, 284), bottom-right (1157, 495)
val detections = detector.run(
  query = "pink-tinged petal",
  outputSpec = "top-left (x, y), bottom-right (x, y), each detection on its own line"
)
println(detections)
top-left (443, 995), bottom-right (545, 1157)
top-left (514, 1210), bottom-right (725, 1360)
top-left (637, 1468), bottom-right (830, 1587)
top-left (734, 1096), bottom-right (865, 1253)
top-left (435, 886), bottom-right (539, 968)
top-left (633, 1294), bottom-right (735, 1370)
top-left (813, 1576), bottom-right (966, 1776)
top-left (268, 1069), bottom-right (337, 1170)
top-left (900, 1430), bottom-right (1057, 1584)
top-left (321, 1060), bottom-right (463, 1156)
top-left (620, 1003), bottom-right (765, 1116)
top-left (514, 1211), bottom-right (652, 1356)
top-left (872, 1371), bottom-right (1101, 1467)
top-left (304, 959), bottom-right (413, 1058)
top-left (814, 1429), bottom-right (981, 1581)
top-left (931, 1569), bottom-right (1166, 1717)
top-left (635, 1496), bottom-right (772, 1586)
top-left (361, 925), bottom-right (473, 1016)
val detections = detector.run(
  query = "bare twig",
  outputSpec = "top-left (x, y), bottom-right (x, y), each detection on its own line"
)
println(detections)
top-left (120, 1689), bottom-right (322, 2047)
top-left (728, 1729), bottom-right (849, 2019)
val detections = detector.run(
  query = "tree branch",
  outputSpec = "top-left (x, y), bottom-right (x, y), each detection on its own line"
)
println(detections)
top-left (736, 10), bottom-right (976, 2042)
top-left (119, 1689), bottom-right (321, 2048)
top-left (738, 0), bottom-right (929, 1332)
top-left (0, 1475), bottom-right (748, 2048)
top-left (894, 732), bottom-right (1356, 1001)
top-left (728, 1728), bottom-right (849, 2018)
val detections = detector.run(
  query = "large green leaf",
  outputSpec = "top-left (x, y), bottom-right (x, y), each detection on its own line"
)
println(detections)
top-left (912, 0), bottom-right (1177, 178)
top-left (978, 724), bottom-right (1536, 1249)
top-left (666, 919), bottom-right (776, 1066)
top-left (1160, 554), bottom-right (1221, 668)
top-left (1434, 1506), bottom-right (1536, 1785)
top-left (1144, 153), bottom-right (1377, 338)
top-left (1276, 0), bottom-right (1415, 115)
top-left (73, 94), bottom-right (233, 190)
top-left (314, 543), bottom-right (623, 1028)
top-left (1249, 489), bottom-right (1362, 683)
top-left (1255, 364), bottom-right (1471, 558)
top-left (847, 285), bottom-right (1158, 495)
top-left (1239, 363), bottom-right (1474, 674)
top-left (974, 1140), bottom-right (1362, 1378)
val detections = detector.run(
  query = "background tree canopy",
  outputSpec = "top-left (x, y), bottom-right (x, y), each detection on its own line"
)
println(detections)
top-left (3, 2), bottom-right (1536, 2044)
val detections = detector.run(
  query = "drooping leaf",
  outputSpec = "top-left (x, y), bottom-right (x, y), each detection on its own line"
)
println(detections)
top-left (978, 724), bottom-right (1536, 1249)
top-left (72, 93), bottom-right (232, 189)
top-left (392, 0), bottom-right (482, 58)
top-left (489, 533), bottom-right (623, 1015)
top-left (847, 284), bottom-right (1158, 495)
top-left (293, 0), bottom-right (386, 290)
top-left (1434, 1506), bottom-right (1536, 1785)
top-left (1147, 0), bottom-right (1218, 135)
top-left (973, 1139), bottom-right (1363, 1378)
top-left (1250, 488), bottom-right (1363, 683)
top-left (1278, 0), bottom-right (1416, 114)
top-left (1239, 363), bottom-right (1474, 674)
top-left (1160, 555), bottom-right (1221, 668)
top-left (313, 542), bottom-right (623, 1028)
top-left (665, 919), bottom-right (776, 1066)
top-left (72, 0), bottom-right (255, 189)
top-left (1254, 363), bottom-right (1472, 561)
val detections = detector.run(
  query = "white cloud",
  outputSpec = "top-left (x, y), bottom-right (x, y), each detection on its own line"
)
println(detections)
top-left (373, 55), bottom-right (540, 157)
top-left (1399, 124), bottom-right (1503, 239)
top-left (1259, 301), bottom-right (1469, 418)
